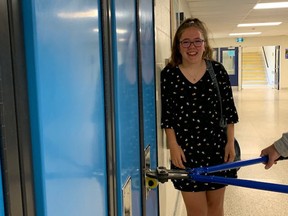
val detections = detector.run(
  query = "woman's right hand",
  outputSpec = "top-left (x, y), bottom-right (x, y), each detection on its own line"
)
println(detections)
top-left (169, 143), bottom-right (186, 169)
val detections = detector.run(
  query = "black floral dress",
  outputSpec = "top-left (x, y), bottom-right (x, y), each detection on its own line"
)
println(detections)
top-left (161, 60), bottom-right (239, 192)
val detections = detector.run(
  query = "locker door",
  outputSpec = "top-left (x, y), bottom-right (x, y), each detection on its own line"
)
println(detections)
top-left (21, 1), bottom-right (108, 215)
top-left (111, 0), bottom-right (143, 215)
top-left (139, 0), bottom-right (159, 215)
top-left (0, 162), bottom-right (4, 215)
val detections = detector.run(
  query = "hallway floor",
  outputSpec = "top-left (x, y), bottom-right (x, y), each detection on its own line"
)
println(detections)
top-left (165, 87), bottom-right (288, 216)
top-left (224, 87), bottom-right (288, 216)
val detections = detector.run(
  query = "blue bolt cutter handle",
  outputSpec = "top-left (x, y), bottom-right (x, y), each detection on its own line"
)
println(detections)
top-left (191, 174), bottom-right (288, 194)
top-left (189, 156), bottom-right (268, 175)
top-left (188, 156), bottom-right (288, 194)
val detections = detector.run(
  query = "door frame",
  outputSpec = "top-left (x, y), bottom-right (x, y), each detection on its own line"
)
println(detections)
top-left (101, 0), bottom-right (118, 215)
top-left (0, 0), bottom-right (36, 215)
top-left (274, 45), bottom-right (280, 90)
top-left (220, 47), bottom-right (239, 86)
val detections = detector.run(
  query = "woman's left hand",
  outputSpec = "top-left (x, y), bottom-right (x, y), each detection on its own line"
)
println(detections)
top-left (224, 142), bottom-right (235, 162)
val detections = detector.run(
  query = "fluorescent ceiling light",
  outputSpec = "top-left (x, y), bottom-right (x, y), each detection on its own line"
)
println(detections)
top-left (58, 10), bottom-right (97, 19)
top-left (229, 32), bottom-right (262, 36)
top-left (238, 22), bottom-right (282, 27)
top-left (116, 29), bottom-right (128, 34)
top-left (254, 2), bottom-right (288, 9)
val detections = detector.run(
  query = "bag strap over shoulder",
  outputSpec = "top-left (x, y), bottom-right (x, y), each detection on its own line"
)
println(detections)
top-left (206, 60), bottom-right (227, 128)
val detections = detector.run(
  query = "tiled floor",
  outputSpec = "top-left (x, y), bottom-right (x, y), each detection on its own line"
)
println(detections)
top-left (224, 87), bottom-right (288, 216)
top-left (163, 87), bottom-right (288, 216)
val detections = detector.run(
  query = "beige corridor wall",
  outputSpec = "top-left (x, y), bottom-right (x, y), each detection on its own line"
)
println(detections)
top-left (154, 0), bottom-right (192, 216)
top-left (154, 1), bottom-right (173, 216)
top-left (211, 36), bottom-right (288, 89)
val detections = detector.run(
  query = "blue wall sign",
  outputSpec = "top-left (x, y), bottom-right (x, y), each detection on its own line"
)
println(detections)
top-left (236, 37), bottom-right (244, 43)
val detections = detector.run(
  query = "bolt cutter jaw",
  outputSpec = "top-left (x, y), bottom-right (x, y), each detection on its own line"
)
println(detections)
top-left (146, 166), bottom-right (189, 183)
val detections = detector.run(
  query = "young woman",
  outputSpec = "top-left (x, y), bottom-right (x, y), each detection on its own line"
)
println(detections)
top-left (161, 18), bottom-right (239, 216)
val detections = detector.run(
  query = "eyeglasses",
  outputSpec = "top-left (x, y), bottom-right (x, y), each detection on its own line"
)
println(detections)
top-left (180, 39), bottom-right (204, 48)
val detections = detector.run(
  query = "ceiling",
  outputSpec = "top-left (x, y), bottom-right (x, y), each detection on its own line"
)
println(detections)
top-left (186, 0), bottom-right (288, 39)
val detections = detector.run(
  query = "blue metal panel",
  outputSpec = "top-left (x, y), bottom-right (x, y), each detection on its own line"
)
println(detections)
top-left (139, 0), bottom-right (159, 215)
top-left (22, 1), bottom-right (107, 215)
top-left (111, 0), bottom-right (142, 215)
top-left (0, 160), bottom-right (4, 215)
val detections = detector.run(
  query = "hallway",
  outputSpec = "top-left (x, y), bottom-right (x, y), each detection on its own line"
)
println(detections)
top-left (225, 87), bottom-right (288, 216)
top-left (164, 87), bottom-right (288, 216)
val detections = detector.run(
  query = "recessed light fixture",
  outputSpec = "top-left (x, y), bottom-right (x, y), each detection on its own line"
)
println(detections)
top-left (229, 32), bottom-right (262, 36)
top-left (254, 2), bottom-right (288, 9)
top-left (238, 22), bottom-right (282, 27)
top-left (58, 10), bottom-right (97, 19)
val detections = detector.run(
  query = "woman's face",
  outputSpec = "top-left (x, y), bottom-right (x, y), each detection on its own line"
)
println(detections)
top-left (179, 26), bottom-right (205, 65)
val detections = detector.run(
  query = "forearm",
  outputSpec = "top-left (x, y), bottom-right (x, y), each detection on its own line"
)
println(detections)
top-left (274, 132), bottom-right (288, 157)
top-left (226, 124), bottom-right (235, 144)
top-left (164, 128), bottom-right (178, 148)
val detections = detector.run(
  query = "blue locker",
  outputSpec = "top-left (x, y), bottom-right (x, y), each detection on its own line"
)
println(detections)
top-left (111, 0), bottom-right (142, 215)
top-left (0, 161), bottom-right (4, 215)
top-left (112, 0), bottom-right (158, 215)
top-left (20, 0), bottom-right (158, 215)
top-left (139, 0), bottom-right (159, 215)
top-left (21, 0), bottom-right (108, 215)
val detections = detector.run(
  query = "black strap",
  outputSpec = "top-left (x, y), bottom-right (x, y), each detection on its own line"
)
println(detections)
top-left (206, 60), bottom-right (227, 128)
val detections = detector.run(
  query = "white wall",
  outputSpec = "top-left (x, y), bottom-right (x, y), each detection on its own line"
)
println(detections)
top-left (211, 36), bottom-right (288, 89)
top-left (154, 0), bottom-right (170, 167)
top-left (154, 1), bottom-right (191, 215)
top-left (154, 1), bottom-right (173, 216)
